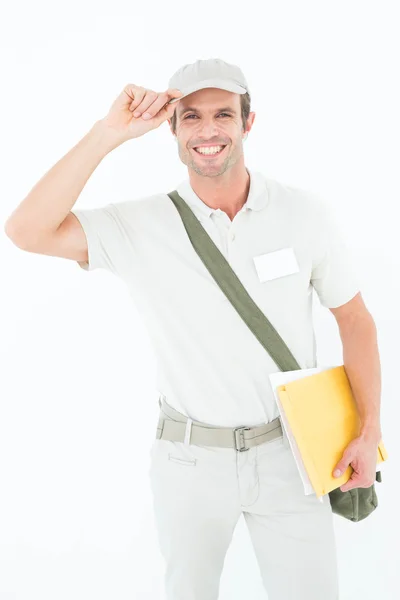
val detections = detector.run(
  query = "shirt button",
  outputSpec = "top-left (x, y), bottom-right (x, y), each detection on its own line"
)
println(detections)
top-left (230, 232), bottom-right (236, 241)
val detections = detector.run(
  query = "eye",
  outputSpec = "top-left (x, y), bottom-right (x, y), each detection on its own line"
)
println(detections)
top-left (184, 113), bottom-right (231, 119)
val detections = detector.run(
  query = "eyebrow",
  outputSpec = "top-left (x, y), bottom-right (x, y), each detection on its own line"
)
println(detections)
top-left (179, 106), bottom-right (236, 117)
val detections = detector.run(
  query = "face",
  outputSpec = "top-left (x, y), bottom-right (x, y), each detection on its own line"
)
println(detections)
top-left (170, 87), bottom-right (254, 178)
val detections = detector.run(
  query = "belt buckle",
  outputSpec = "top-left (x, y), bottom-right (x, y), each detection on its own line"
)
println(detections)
top-left (234, 426), bottom-right (251, 452)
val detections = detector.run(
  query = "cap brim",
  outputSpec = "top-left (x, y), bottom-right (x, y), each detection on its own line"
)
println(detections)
top-left (168, 79), bottom-right (247, 104)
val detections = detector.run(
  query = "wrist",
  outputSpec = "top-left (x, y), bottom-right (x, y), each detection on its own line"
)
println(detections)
top-left (360, 423), bottom-right (382, 443)
top-left (91, 119), bottom-right (127, 153)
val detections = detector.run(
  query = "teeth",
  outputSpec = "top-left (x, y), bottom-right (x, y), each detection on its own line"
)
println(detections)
top-left (195, 145), bottom-right (224, 155)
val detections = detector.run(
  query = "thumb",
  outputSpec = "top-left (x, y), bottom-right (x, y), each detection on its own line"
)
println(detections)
top-left (151, 89), bottom-right (182, 126)
top-left (163, 99), bottom-right (180, 119)
top-left (333, 449), bottom-right (353, 477)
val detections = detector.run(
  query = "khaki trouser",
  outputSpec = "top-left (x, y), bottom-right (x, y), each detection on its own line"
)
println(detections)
top-left (148, 397), bottom-right (339, 600)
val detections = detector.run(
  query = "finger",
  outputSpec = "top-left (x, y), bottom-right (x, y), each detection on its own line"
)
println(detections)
top-left (129, 87), bottom-right (146, 112)
top-left (333, 450), bottom-right (354, 477)
top-left (138, 88), bottom-right (183, 120)
top-left (340, 471), bottom-right (361, 492)
top-left (132, 90), bottom-right (159, 117)
top-left (340, 483), bottom-right (355, 492)
top-left (141, 99), bottom-right (176, 129)
top-left (110, 84), bottom-right (144, 112)
top-left (156, 99), bottom-right (180, 123)
top-left (140, 89), bottom-right (183, 126)
top-left (340, 481), bottom-right (359, 492)
top-left (140, 91), bottom-right (176, 120)
top-left (162, 89), bottom-right (183, 116)
top-left (333, 466), bottom-right (347, 478)
top-left (163, 99), bottom-right (180, 118)
top-left (166, 88), bottom-right (184, 101)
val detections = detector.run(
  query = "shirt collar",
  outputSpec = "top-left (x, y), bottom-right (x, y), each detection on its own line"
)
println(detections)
top-left (175, 168), bottom-right (270, 218)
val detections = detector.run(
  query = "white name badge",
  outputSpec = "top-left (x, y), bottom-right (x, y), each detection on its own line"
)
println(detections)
top-left (253, 248), bottom-right (299, 283)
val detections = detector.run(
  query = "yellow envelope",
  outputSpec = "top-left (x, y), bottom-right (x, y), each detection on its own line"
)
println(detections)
top-left (277, 365), bottom-right (388, 498)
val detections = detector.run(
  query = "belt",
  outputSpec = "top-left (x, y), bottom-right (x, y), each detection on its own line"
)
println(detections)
top-left (155, 396), bottom-right (283, 452)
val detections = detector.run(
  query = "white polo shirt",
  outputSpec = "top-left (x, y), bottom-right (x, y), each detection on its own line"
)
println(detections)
top-left (71, 168), bottom-right (360, 427)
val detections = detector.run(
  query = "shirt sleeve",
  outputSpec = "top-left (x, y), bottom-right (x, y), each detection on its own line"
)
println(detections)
top-left (310, 201), bottom-right (361, 309)
top-left (71, 203), bottom-right (131, 277)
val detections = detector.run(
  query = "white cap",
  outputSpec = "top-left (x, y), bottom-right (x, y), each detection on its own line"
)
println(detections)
top-left (167, 58), bottom-right (250, 104)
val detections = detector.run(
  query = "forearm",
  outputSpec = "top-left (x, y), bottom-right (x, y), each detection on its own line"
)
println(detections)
top-left (339, 313), bottom-right (382, 442)
top-left (4, 120), bottom-right (121, 245)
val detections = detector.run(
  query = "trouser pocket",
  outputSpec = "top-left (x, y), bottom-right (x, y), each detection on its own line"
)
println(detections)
top-left (168, 453), bottom-right (197, 466)
top-left (168, 440), bottom-right (197, 465)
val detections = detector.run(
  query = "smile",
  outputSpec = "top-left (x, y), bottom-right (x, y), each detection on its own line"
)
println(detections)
top-left (192, 145), bottom-right (227, 157)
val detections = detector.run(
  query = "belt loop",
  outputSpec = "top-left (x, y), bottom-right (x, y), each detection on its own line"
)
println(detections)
top-left (156, 394), bottom-right (165, 439)
top-left (184, 418), bottom-right (193, 446)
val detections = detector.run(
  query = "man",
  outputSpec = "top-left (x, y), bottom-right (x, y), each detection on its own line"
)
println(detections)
top-left (5, 58), bottom-right (382, 600)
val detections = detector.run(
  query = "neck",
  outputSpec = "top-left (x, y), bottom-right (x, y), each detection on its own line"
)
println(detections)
top-left (188, 163), bottom-right (250, 221)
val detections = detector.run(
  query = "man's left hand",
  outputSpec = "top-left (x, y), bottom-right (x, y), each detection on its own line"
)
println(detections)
top-left (332, 434), bottom-right (379, 492)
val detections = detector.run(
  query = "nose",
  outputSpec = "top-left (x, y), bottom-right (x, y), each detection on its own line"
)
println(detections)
top-left (196, 118), bottom-right (221, 140)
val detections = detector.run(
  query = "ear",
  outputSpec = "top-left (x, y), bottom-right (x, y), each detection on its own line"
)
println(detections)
top-left (245, 112), bottom-right (256, 136)
top-left (167, 118), bottom-right (175, 136)
top-left (248, 111), bottom-right (256, 126)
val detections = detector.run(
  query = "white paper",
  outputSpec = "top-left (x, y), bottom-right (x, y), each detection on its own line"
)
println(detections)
top-left (269, 365), bottom-right (345, 501)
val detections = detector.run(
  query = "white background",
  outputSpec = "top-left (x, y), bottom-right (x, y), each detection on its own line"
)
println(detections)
top-left (1, 1), bottom-right (399, 599)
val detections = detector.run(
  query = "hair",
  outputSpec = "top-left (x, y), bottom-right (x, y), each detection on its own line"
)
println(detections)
top-left (170, 91), bottom-right (251, 134)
